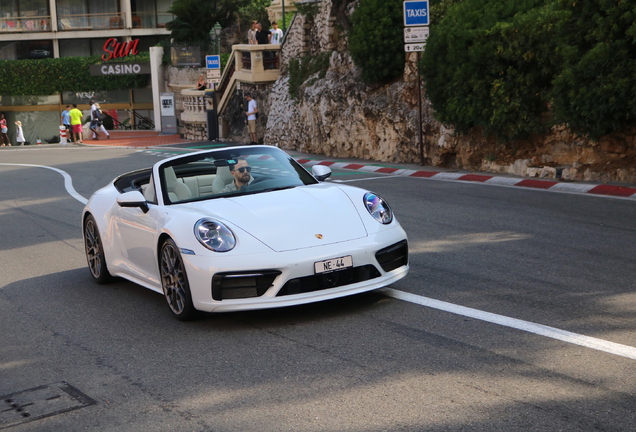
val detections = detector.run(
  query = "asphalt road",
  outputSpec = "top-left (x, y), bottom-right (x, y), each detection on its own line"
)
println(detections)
top-left (1, 144), bottom-right (636, 432)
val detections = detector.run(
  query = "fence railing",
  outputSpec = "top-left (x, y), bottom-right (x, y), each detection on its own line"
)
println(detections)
top-left (0, 15), bottom-right (51, 32)
top-left (58, 12), bottom-right (126, 31)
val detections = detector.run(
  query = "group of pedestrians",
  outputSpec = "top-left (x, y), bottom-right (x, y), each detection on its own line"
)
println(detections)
top-left (61, 101), bottom-right (110, 144)
top-left (1, 113), bottom-right (25, 146)
top-left (242, 20), bottom-right (283, 145)
top-left (248, 21), bottom-right (283, 45)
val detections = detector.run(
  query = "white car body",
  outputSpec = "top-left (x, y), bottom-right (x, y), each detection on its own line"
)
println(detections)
top-left (82, 145), bottom-right (408, 319)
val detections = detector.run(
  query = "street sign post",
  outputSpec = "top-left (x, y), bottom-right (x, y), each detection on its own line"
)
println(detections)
top-left (403, 0), bottom-right (430, 166)
top-left (404, 26), bottom-right (429, 43)
top-left (403, 0), bottom-right (429, 27)
top-left (205, 55), bottom-right (220, 69)
top-left (405, 43), bottom-right (426, 52)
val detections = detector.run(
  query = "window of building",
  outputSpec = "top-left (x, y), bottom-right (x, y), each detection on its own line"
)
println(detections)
top-left (57, 0), bottom-right (119, 30)
top-left (0, 0), bottom-right (49, 32)
top-left (0, 39), bottom-right (53, 60)
top-left (133, 0), bottom-right (173, 28)
top-left (59, 37), bottom-right (111, 58)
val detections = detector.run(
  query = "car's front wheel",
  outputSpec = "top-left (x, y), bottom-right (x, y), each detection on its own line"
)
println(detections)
top-left (83, 214), bottom-right (113, 284)
top-left (160, 238), bottom-right (197, 321)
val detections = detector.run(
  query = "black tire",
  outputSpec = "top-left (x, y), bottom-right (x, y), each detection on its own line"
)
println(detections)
top-left (160, 238), bottom-right (197, 321)
top-left (84, 214), bottom-right (113, 284)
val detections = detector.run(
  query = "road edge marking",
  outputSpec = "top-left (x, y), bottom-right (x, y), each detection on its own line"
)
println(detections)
top-left (0, 163), bottom-right (87, 205)
top-left (380, 288), bottom-right (636, 361)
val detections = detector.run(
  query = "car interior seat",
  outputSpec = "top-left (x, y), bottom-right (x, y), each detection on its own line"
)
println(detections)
top-left (212, 166), bottom-right (234, 193)
top-left (164, 166), bottom-right (193, 202)
top-left (141, 175), bottom-right (156, 202)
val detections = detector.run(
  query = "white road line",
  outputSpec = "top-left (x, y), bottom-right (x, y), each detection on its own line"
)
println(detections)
top-left (381, 288), bottom-right (636, 360)
top-left (0, 163), bottom-right (88, 205)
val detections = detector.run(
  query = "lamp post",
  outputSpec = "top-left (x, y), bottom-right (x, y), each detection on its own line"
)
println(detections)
top-left (213, 22), bottom-right (222, 54)
top-left (282, 0), bottom-right (285, 32)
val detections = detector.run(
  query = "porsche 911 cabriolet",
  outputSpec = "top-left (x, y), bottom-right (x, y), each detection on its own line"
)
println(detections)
top-left (82, 145), bottom-right (408, 320)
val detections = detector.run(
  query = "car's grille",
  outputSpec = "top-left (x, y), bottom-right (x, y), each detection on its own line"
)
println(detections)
top-left (212, 270), bottom-right (281, 300)
top-left (277, 265), bottom-right (381, 297)
top-left (375, 240), bottom-right (408, 272)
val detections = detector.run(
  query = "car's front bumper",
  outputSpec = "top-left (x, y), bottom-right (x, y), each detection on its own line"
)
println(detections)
top-left (182, 227), bottom-right (409, 313)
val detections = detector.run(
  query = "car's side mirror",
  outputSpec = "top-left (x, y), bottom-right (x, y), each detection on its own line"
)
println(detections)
top-left (117, 190), bottom-right (149, 213)
top-left (312, 165), bottom-right (332, 182)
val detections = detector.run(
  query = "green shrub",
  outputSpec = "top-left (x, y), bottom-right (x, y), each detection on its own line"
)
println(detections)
top-left (0, 56), bottom-right (149, 96)
top-left (349, 0), bottom-right (404, 84)
top-left (421, 0), bottom-right (636, 141)
top-left (550, 1), bottom-right (636, 139)
top-left (421, 0), bottom-right (560, 141)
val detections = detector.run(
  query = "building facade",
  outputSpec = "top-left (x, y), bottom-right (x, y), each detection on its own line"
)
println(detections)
top-left (0, 0), bottom-right (172, 144)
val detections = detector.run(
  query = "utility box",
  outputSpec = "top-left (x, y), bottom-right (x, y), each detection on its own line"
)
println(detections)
top-left (160, 92), bottom-right (177, 135)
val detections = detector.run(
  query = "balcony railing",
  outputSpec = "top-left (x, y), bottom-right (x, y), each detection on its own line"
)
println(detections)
top-left (56, 12), bottom-right (173, 31)
top-left (0, 15), bottom-right (51, 32)
top-left (132, 12), bottom-right (174, 29)
top-left (58, 12), bottom-right (126, 31)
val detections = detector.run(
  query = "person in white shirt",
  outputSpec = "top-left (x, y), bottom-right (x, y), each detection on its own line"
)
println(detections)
top-left (244, 94), bottom-right (258, 144)
top-left (269, 21), bottom-right (283, 45)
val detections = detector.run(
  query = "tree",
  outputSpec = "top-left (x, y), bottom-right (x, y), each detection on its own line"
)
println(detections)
top-left (166, 0), bottom-right (247, 48)
top-left (421, 0), bottom-right (636, 141)
top-left (349, 0), bottom-right (404, 84)
top-left (420, 0), bottom-right (560, 141)
top-left (550, 0), bottom-right (636, 139)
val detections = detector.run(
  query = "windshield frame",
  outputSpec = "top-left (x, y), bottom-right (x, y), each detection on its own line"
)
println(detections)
top-left (157, 146), bottom-right (319, 205)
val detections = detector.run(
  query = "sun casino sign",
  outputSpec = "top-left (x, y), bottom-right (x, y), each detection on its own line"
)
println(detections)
top-left (89, 38), bottom-right (151, 76)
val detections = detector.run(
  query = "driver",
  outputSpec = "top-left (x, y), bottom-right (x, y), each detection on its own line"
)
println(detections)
top-left (223, 158), bottom-right (254, 192)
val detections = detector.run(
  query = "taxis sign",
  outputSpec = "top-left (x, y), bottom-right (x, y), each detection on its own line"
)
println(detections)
top-left (403, 1), bottom-right (429, 26)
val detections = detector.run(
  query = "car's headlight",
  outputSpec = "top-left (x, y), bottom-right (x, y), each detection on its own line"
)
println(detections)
top-left (364, 192), bottom-right (393, 224)
top-left (194, 218), bottom-right (236, 252)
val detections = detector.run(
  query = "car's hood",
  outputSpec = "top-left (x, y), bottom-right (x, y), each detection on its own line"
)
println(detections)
top-left (185, 185), bottom-right (368, 252)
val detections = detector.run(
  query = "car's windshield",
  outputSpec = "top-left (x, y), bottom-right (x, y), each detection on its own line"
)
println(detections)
top-left (158, 146), bottom-right (318, 204)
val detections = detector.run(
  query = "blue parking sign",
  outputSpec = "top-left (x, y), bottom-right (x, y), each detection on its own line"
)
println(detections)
top-left (403, 1), bottom-right (429, 27)
top-left (206, 55), bottom-right (220, 69)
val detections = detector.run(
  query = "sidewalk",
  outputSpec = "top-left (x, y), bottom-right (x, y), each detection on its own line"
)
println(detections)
top-left (78, 130), bottom-right (193, 148)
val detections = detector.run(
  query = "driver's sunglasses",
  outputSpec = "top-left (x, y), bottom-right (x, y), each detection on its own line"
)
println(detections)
top-left (235, 166), bottom-right (252, 173)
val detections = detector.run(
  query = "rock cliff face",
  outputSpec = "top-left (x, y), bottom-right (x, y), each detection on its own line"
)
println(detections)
top-left (226, 0), bottom-right (636, 184)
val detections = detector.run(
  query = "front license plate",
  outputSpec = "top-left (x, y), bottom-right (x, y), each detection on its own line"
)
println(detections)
top-left (314, 255), bottom-right (353, 274)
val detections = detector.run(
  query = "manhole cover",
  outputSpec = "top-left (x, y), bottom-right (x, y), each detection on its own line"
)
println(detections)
top-left (0, 382), bottom-right (95, 429)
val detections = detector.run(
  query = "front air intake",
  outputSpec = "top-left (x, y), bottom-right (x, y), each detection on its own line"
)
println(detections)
top-left (212, 270), bottom-right (281, 300)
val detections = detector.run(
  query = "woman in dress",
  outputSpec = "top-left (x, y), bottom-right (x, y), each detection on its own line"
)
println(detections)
top-left (15, 121), bottom-right (25, 146)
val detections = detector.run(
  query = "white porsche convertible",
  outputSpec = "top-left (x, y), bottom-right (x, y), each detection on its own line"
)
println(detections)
top-left (82, 146), bottom-right (409, 320)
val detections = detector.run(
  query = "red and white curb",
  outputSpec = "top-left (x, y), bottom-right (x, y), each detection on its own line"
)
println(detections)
top-left (295, 158), bottom-right (636, 200)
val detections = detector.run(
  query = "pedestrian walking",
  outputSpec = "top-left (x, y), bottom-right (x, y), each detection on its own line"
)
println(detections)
top-left (0, 113), bottom-right (10, 146)
top-left (91, 103), bottom-right (110, 139)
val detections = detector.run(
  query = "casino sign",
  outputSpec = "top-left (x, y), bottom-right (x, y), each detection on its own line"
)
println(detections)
top-left (90, 38), bottom-right (151, 76)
